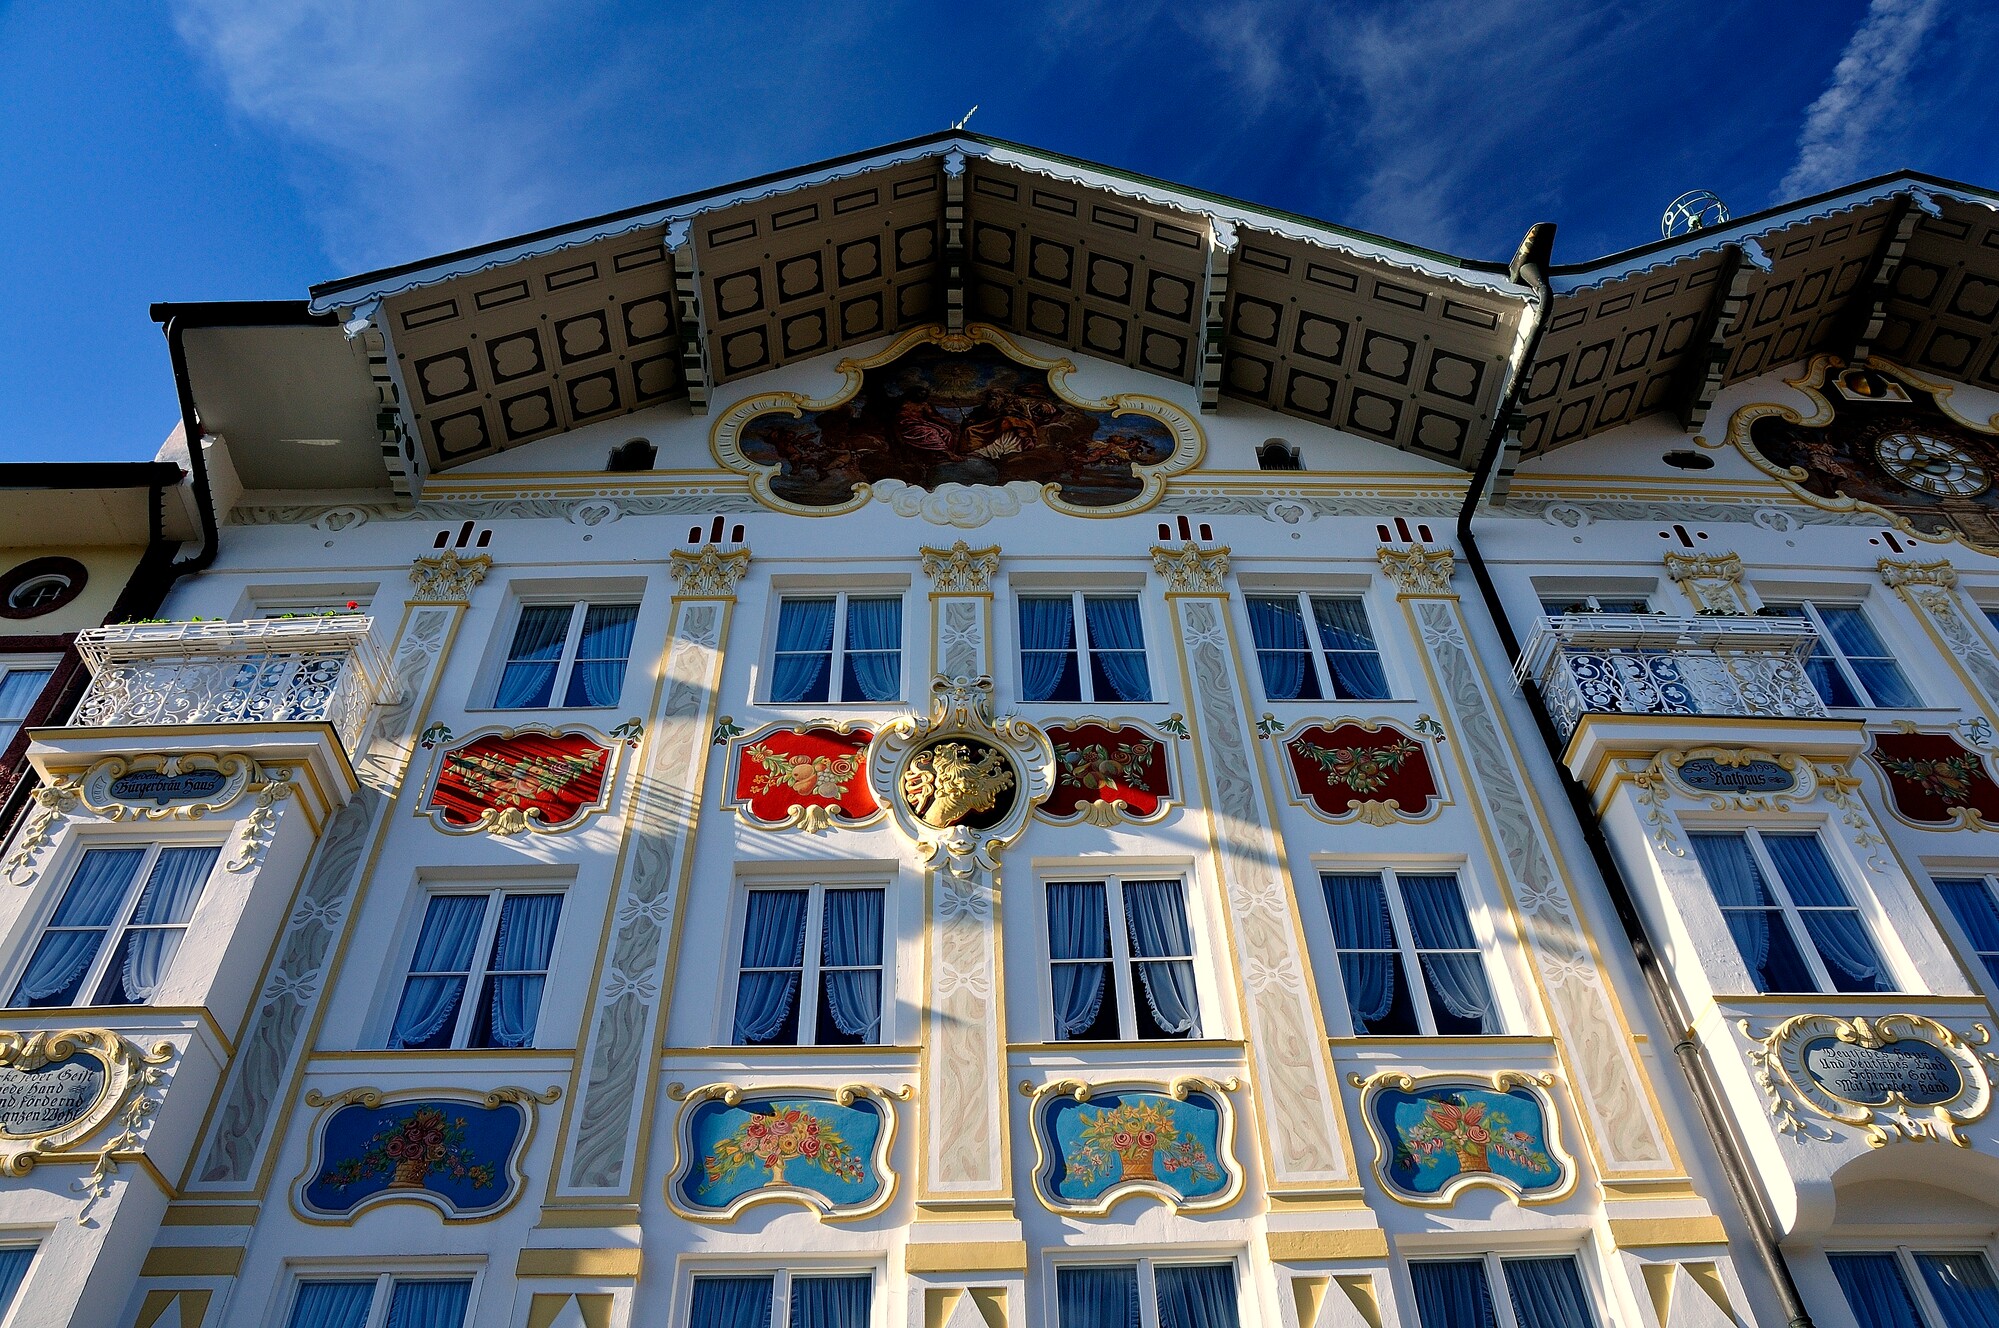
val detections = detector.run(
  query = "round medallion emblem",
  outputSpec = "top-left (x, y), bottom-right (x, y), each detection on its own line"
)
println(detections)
top-left (1874, 431), bottom-right (1991, 497)
top-left (898, 738), bottom-right (1019, 830)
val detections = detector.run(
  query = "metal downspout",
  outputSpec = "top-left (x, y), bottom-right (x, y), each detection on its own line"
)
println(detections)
top-left (1455, 226), bottom-right (1815, 1328)
top-left (161, 314), bottom-right (220, 579)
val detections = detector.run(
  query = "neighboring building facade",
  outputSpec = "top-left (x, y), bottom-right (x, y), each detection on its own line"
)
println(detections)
top-left (3, 134), bottom-right (1999, 1328)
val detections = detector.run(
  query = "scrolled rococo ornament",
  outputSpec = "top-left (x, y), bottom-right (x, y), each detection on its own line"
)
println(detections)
top-left (1665, 550), bottom-right (1750, 613)
top-left (1740, 1012), bottom-right (1995, 1147)
top-left (408, 549), bottom-right (492, 603)
top-left (1377, 544), bottom-right (1455, 597)
top-left (919, 541), bottom-right (1001, 595)
top-left (0, 1029), bottom-right (174, 1177)
top-left (668, 544), bottom-right (751, 598)
top-left (1150, 543), bottom-right (1230, 595)
top-left (1879, 556), bottom-right (1958, 591)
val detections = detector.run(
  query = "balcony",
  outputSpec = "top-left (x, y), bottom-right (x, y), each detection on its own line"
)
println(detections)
top-left (68, 615), bottom-right (388, 753)
top-left (1517, 612), bottom-right (1828, 743)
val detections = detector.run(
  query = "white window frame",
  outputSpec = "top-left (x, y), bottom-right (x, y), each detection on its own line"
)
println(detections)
top-left (1403, 1251), bottom-right (1606, 1328)
top-left (765, 590), bottom-right (906, 705)
top-left (681, 1266), bottom-right (878, 1328)
top-left (279, 1268), bottom-right (482, 1328)
top-left (1046, 1255), bottom-right (1246, 1328)
top-left (1932, 870), bottom-right (1999, 990)
top-left (1538, 592), bottom-right (1652, 615)
top-left (7, 839), bottom-right (220, 1010)
top-left (381, 886), bottom-right (565, 1050)
top-left (725, 879), bottom-right (890, 1047)
top-left (1043, 873), bottom-right (1203, 1042)
top-left (1826, 1245), bottom-right (1999, 1328)
top-left (1015, 590), bottom-right (1153, 704)
top-left (489, 595), bottom-right (640, 710)
top-left (1243, 589), bottom-right (1393, 702)
top-left (1693, 826), bottom-right (1892, 995)
top-left (1766, 597), bottom-right (1917, 709)
top-left (1321, 866), bottom-right (1504, 1037)
top-left (0, 655), bottom-right (59, 751)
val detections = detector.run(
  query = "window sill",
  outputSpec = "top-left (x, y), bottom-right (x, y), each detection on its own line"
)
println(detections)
top-left (756, 701), bottom-right (904, 709)
top-left (667, 1044), bottom-right (920, 1058)
top-left (1007, 1038), bottom-right (1247, 1053)
top-left (1329, 1033), bottom-right (1554, 1050)
top-left (464, 705), bottom-right (623, 716)
top-left (314, 1046), bottom-right (575, 1060)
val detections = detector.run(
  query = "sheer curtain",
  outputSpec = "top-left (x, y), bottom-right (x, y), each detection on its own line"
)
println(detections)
top-left (383, 1279), bottom-right (472, 1328)
top-left (733, 890), bottom-right (808, 1044)
top-left (1048, 882), bottom-right (1112, 1039)
top-left (1501, 1257), bottom-right (1598, 1328)
top-left (1122, 880), bottom-right (1199, 1037)
top-left (1938, 879), bottom-right (1999, 984)
top-left (689, 1276), bottom-right (774, 1328)
top-left (1311, 597), bottom-right (1389, 700)
top-left (1084, 597), bottom-right (1151, 701)
top-left (1246, 597), bottom-right (1315, 700)
top-left (1401, 874), bottom-right (1497, 1033)
top-left (789, 1275), bottom-right (873, 1328)
top-left (1917, 1252), bottom-right (1999, 1328)
top-left (1020, 598), bottom-right (1077, 702)
top-left (496, 606), bottom-right (572, 708)
top-left (1322, 874), bottom-right (1396, 1033)
top-left (0, 668), bottom-right (50, 751)
top-left (1818, 605), bottom-right (1920, 707)
top-left (1057, 1265), bottom-right (1140, 1328)
top-left (1154, 1264), bottom-right (1240, 1328)
top-left (1763, 834), bottom-right (1887, 992)
top-left (1409, 1261), bottom-right (1499, 1328)
top-left (1688, 833), bottom-right (1805, 992)
top-left (286, 1282), bottom-right (374, 1328)
top-left (1829, 1254), bottom-right (1927, 1328)
top-left (771, 599), bottom-right (836, 704)
top-left (104, 845), bottom-right (218, 1004)
top-left (564, 604), bottom-right (637, 706)
top-left (480, 893), bottom-right (563, 1048)
top-left (388, 896), bottom-right (487, 1049)
top-left (0, 1248), bottom-right (28, 1317)
top-left (842, 599), bottom-right (902, 702)
top-left (821, 888), bottom-right (883, 1043)
top-left (10, 848), bottom-right (143, 1007)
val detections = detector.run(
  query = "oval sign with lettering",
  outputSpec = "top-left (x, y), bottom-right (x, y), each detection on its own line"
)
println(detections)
top-left (1803, 1035), bottom-right (1962, 1107)
top-left (0, 1052), bottom-right (107, 1138)
top-left (106, 769), bottom-right (229, 806)
top-left (1677, 757), bottom-right (1795, 795)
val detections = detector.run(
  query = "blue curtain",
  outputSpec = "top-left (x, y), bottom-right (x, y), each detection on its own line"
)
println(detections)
top-left (821, 888), bottom-right (883, 1043)
top-left (1402, 874), bottom-right (1497, 1032)
top-left (0, 668), bottom-right (49, 749)
top-left (1763, 834), bottom-right (1885, 992)
top-left (1918, 1252), bottom-right (1999, 1328)
top-left (383, 1279), bottom-right (472, 1328)
top-left (564, 604), bottom-right (638, 706)
top-left (388, 895), bottom-right (487, 1048)
top-left (1689, 833), bottom-right (1815, 992)
top-left (1831, 1254), bottom-right (1927, 1328)
top-left (1247, 597), bottom-right (1318, 700)
top-left (10, 847), bottom-right (144, 1007)
top-left (1123, 880), bottom-right (1199, 1036)
top-left (771, 599), bottom-right (836, 703)
top-left (733, 890), bottom-right (808, 1044)
top-left (1938, 879), bottom-right (1999, 985)
top-left (1323, 873), bottom-right (1396, 1031)
top-left (1020, 597), bottom-right (1077, 702)
top-left (1763, 605), bottom-right (1863, 707)
top-left (1049, 882), bottom-right (1111, 1039)
top-left (1057, 1265), bottom-right (1140, 1328)
top-left (104, 845), bottom-right (218, 1004)
top-left (1155, 1264), bottom-right (1240, 1328)
top-left (287, 1282), bottom-right (374, 1328)
top-left (1410, 1261), bottom-right (1498, 1328)
top-left (842, 598), bottom-right (902, 702)
top-left (497, 605), bottom-right (572, 708)
top-left (481, 893), bottom-right (563, 1048)
top-left (1312, 597), bottom-right (1390, 700)
top-left (1819, 605), bottom-right (1920, 707)
top-left (790, 1275), bottom-right (873, 1328)
top-left (1084, 597), bottom-right (1151, 701)
top-left (1502, 1258), bottom-right (1597, 1328)
top-left (0, 1247), bottom-right (32, 1316)
top-left (690, 1276), bottom-right (774, 1328)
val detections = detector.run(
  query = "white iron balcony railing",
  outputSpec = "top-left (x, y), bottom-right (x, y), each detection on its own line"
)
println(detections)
top-left (1515, 612), bottom-right (1829, 741)
top-left (68, 615), bottom-right (388, 753)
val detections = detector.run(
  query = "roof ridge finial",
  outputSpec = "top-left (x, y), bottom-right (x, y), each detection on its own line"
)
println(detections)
top-left (953, 104), bottom-right (979, 131)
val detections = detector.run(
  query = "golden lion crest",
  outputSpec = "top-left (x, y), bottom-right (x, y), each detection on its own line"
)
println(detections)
top-left (900, 740), bottom-right (1016, 829)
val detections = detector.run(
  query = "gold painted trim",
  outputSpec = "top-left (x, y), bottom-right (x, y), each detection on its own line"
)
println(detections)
top-left (1607, 1215), bottom-right (1729, 1248)
top-left (159, 1203), bottom-right (260, 1226)
top-left (904, 1241), bottom-right (1029, 1274)
top-left (1266, 1229), bottom-right (1390, 1262)
top-left (534, 1207), bottom-right (639, 1228)
top-left (722, 717), bottom-right (887, 834)
top-left (0, 1028), bottom-right (172, 1174)
top-left (515, 1248), bottom-right (642, 1279)
top-left (1739, 1011), bottom-right (1995, 1146)
top-left (140, 1246), bottom-right (244, 1278)
top-left (663, 1081), bottom-right (907, 1224)
top-left (1348, 1068), bottom-right (1580, 1207)
top-left (1018, 1075), bottom-right (1244, 1217)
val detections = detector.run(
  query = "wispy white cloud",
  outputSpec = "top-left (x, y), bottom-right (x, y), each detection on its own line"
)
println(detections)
top-left (1777, 0), bottom-right (1942, 198)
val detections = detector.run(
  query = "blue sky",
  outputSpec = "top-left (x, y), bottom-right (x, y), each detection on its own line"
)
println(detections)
top-left (3, 0), bottom-right (1995, 466)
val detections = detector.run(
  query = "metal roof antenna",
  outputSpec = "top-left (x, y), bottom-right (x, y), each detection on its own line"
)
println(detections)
top-left (1661, 189), bottom-right (1731, 239)
top-left (953, 104), bottom-right (979, 131)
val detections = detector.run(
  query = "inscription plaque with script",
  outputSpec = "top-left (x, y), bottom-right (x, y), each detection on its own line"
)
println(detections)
top-left (1677, 758), bottom-right (1795, 795)
top-left (1804, 1036), bottom-right (1962, 1107)
top-left (0, 1054), bottom-right (106, 1137)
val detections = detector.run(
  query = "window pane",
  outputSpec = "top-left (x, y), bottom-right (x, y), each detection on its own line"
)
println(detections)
top-left (287, 1282), bottom-right (374, 1328)
top-left (498, 605), bottom-right (573, 708)
top-left (389, 895), bottom-right (489, 1049)
top-left (1762, 834), bottom-right (1888, 993)
top-left (0, 668), bottom-right (51, 749)
top-left (1247, 596), bottom-right (1321, 701)
top-left (0, 1248), bottom-right (31, 1316)
top-left (383, 1279), bottom-right (471, 1328)
top-left (1154, 1263), bottom-right (1240, 1328)
top-left (471, 893), bottom-right (563, 1049)
top-left (1058, 1265), bottom-right (1140, 1328)
top-left (1938, 880), bottom-right (1999, 985)
top-left (841, 597), bottom-right (903, 702)
top-left (1410, 1260), bottom-right (1499, 1328)
top-left (1401, 875), bottom-right (1498, 1035)
top-left (1049, 882), bottom-right (1117, 1040)
top-left (1830, 1253), bottom-right (1928, 1328)
top-left (1084, 597), bottom-right (1151, 702)
top-left (1124, 880), bottom-right (1200, 1039)
top-left (1688, 833), bottom-right (1819, 992)
top-left (1763, 605), bottom-right (1864, 707)
top-left (733, 890), bottom-right (809, 1045)
top-left (818, 888), bottom-right (884, 1046)
top-left (1916, 1251), bottom-right (1999, 1328)
top-left (564, 604), bottom-right (637, 706)
top-left (1311, 597), bottom-right (1389, 701)
top-left (789, 1274), bottom-right (873, 1328)
top-left (1501, 1257), bottom-right (1599, 1328)
top-left (772, 599), bottom-right (837, 704)
top-left (10, 849), bottom-right (148, 1008)
top-left (95, 847), bottom-right (218, 1005)
top-left (1323, 874), bottom-right (1416, 1035)
top-left (689, 1276), bottom-right (775, 1328)
top-left (1021, 597), bottom-right (1080, 702)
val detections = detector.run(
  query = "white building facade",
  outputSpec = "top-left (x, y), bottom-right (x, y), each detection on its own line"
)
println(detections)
top-left (2, 136), bottom-right (1998, 1328)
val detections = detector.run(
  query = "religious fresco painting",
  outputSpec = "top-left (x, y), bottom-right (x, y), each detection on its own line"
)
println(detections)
top-left (423, 729), bottom-right (614, 834)
top-left (1365, 1080), bottom-right (1567, 1204)
top-left (736, 341), bottom-right (1177, 508)
top-left (731, 724), bottom-right (878, 830)
top-left (1034, 1087), bottom-right (1232, 1212)
top-left (1867, 729), bottom-right (1999, 829)
top-left (1737, 358), bottom-right (1999, 551)
top-left (674, 1092), bottom-right (888, 1218)
top-left (1282, 721), bottom-right (1440, 823)
top-left (1042, 722), bottom-right (1172, 823)
top-left (301, 1096), bottom-right (529, 1220)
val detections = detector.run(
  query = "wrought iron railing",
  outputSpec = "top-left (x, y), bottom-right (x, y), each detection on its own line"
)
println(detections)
top-left (1515, 613), bottom-right (1828, 741)
top-left (69, 616), bottom-right (388, 753)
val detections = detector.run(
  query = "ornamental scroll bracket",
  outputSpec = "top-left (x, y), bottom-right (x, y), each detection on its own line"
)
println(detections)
top-left (1739, 1013), bottom-right (1994, 1148)
top-left (1665, 551), bottom-right (1750, 614)
top-left (0, 1029), bottom-right (174, 1179)
top-left (408, 550), bottom-right (492, 604)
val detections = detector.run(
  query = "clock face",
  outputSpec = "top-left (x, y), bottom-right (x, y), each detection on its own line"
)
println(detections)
top-left (1874, 431), bottom-right (1991, 498)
